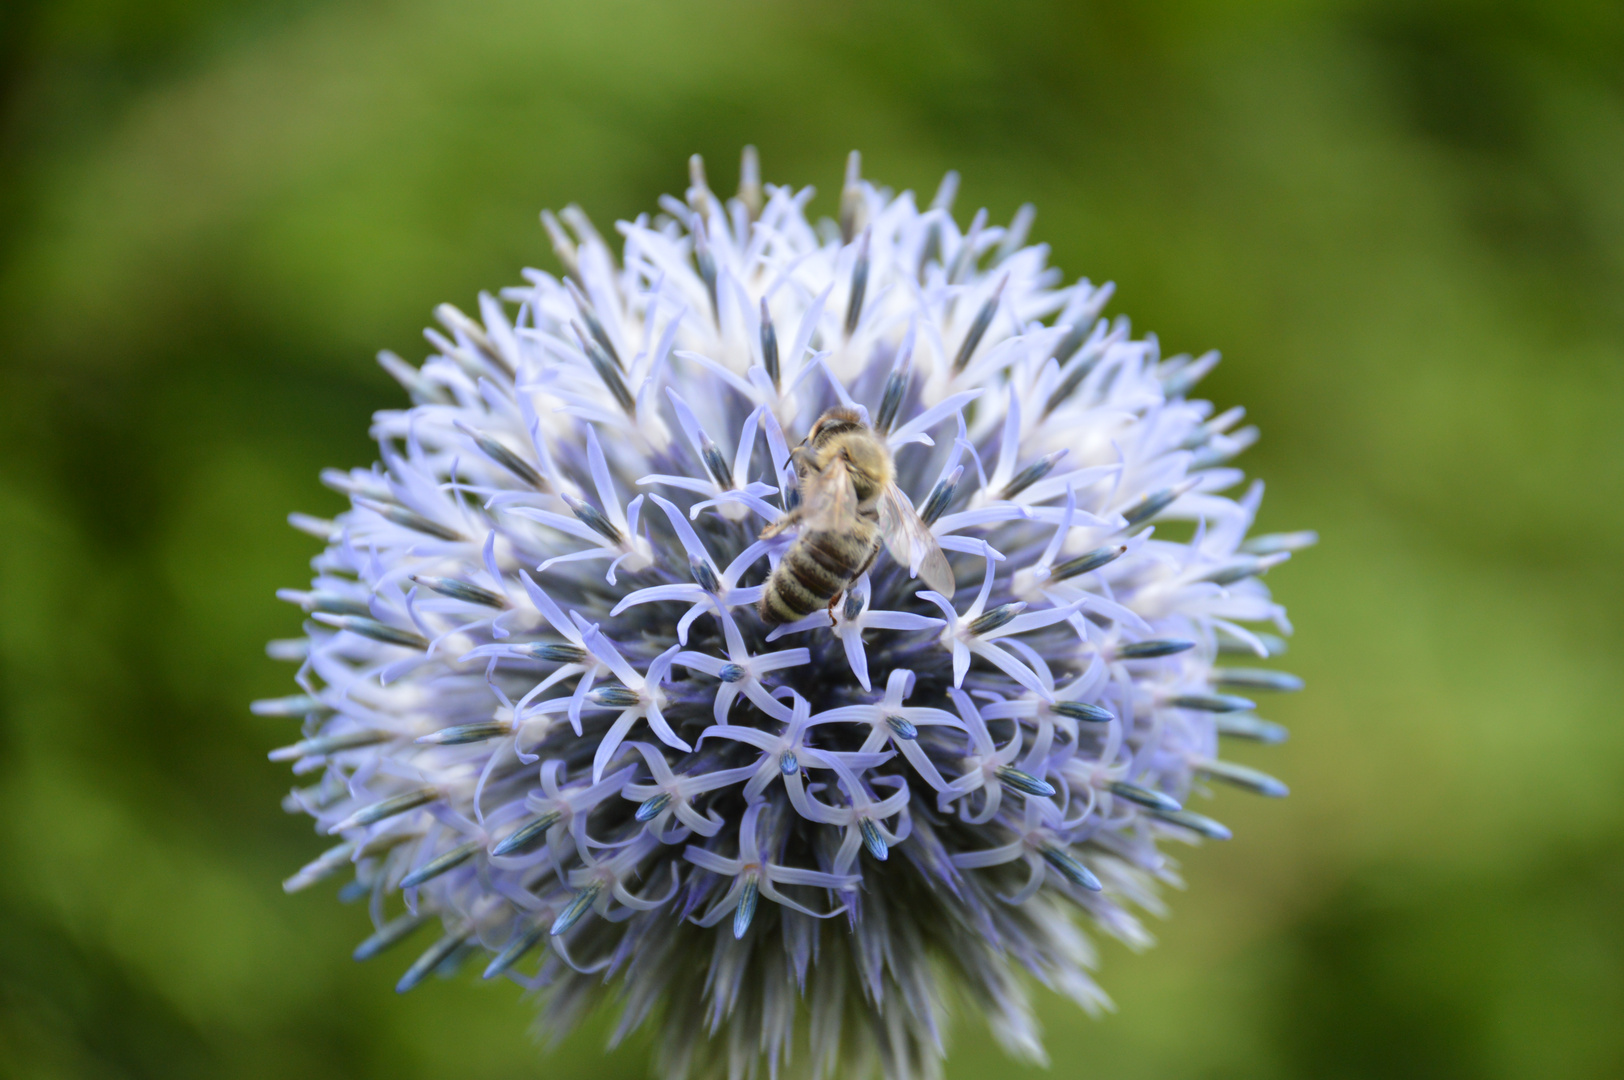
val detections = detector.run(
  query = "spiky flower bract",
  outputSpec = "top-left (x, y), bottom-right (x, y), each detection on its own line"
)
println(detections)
top-left (265, 150), bottom-right (1311, 1080)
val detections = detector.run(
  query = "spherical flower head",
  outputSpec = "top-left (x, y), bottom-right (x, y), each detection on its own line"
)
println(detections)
top-left (264, 149), bottom-right (1313, 1080)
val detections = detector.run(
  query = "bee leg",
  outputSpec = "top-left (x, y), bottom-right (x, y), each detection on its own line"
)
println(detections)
top-left (759, 508), bottom-right (801, 539)
top-left (827, 592), bottom-right (845, 620)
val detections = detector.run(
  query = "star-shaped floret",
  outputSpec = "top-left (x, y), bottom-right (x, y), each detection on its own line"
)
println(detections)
top-left (487, 758), bottom-right (637, 870)
top-left (639, 393), bottom-right (781, 522)
top-left (810, 669), bottom-right (962, 793)
top-left (550, 833), bottom-right (680, 953)
top-left (684, 801), bottom-right (856, 940)
top-left (674, 609), bottom-right (808, 724)
top-left (800, 762), bottom-right (913, 876)
top-left (935, 688), bottom-right (1056, 825)
top-left (699, 692), bottom-right (889, 816)
top-left (541, 621), bottom-right (686, 782)
top-left (948, 797), bottom-right (1103, 904)
top-left (979, 654), bottom-right (1116, 767)
top-left (918, 543), bottom-right (1081, 696)
top-left (613, 495), bottom-right (768, 644)
top-left (505, 426), bottom-right (653, 584)
top-left (764, 574), bottom-right (943, 691)
top-left (618, 742), bottom-right (757, 843)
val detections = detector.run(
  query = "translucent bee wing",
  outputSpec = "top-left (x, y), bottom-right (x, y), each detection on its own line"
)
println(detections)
top-left (878, 483), bottom-right (954, 595)
top-left (800, 457), bottom-right (859, 532)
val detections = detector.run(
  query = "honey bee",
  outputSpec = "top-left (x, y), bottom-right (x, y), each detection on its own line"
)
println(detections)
top-left (758, 407), bottom-right (954, 625)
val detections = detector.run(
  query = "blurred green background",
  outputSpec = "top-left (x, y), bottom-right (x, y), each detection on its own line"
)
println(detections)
top-left (2, 0), bottom-right (1622, 1076)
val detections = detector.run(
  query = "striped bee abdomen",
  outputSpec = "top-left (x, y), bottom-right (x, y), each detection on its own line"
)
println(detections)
top-left (758, 527), bottom-right (879, 625)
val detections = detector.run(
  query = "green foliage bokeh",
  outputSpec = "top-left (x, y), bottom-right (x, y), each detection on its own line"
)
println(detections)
top-left (2, 1), bottom-right (1621, 1077)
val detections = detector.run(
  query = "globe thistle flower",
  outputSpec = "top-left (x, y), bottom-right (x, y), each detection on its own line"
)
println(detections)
top-left (264, 149), bottom-right (1313, 1079)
